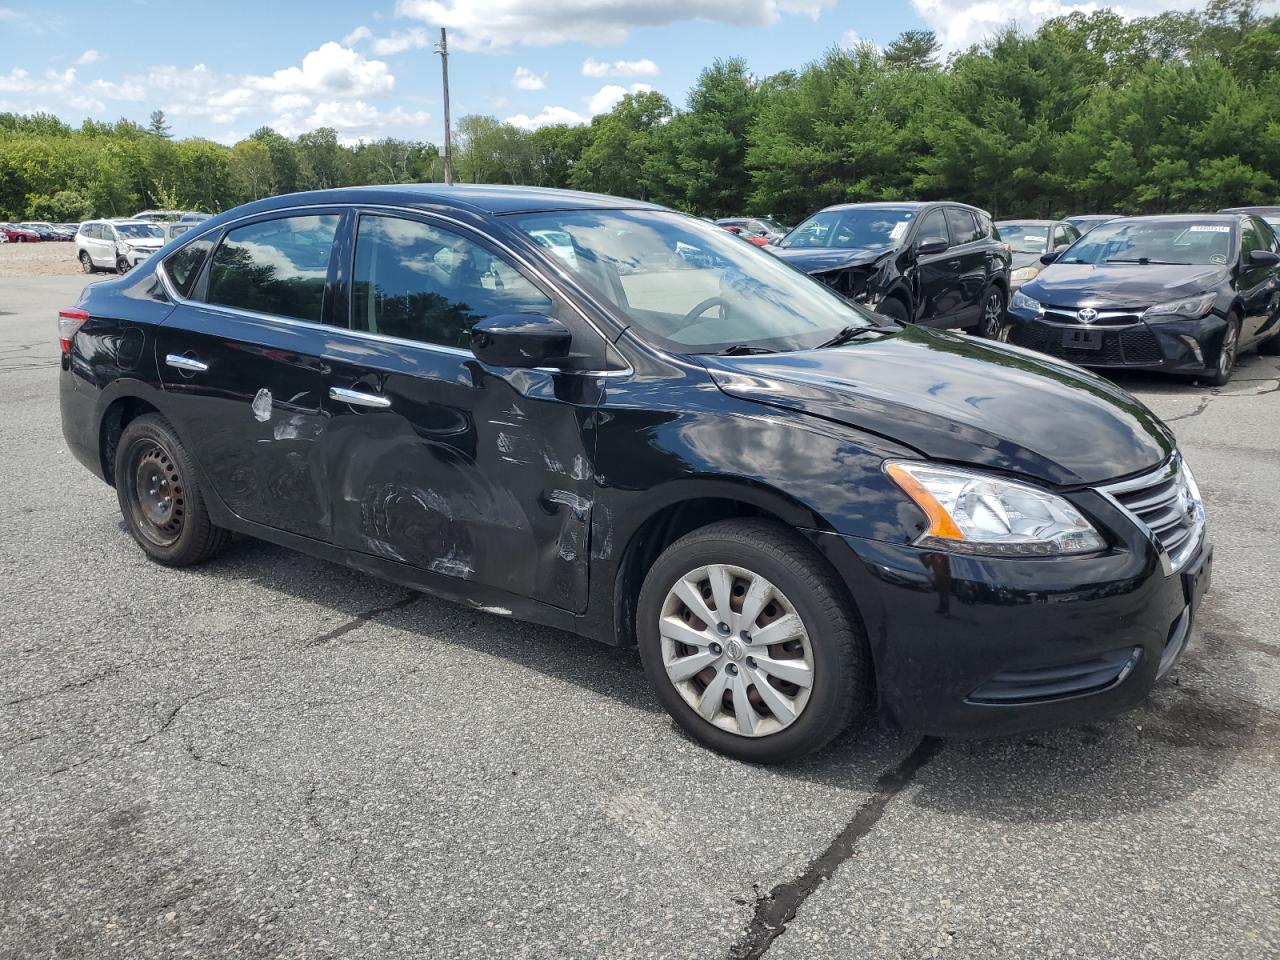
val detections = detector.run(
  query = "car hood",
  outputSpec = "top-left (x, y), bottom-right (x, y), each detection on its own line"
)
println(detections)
top-left (126, 236), bottom-right (166, 248)
top-left (699, 325), bottom-right (1173, 486)
top-left (1010, 251), bottom-right (1045, 270)
top-left (1026, 263), bottom-right (1226, 309)
top-left (770, 247), bottom-right (890, 274)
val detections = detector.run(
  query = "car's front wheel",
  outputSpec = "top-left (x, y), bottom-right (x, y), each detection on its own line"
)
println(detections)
top-left (636, 519), bottom-right (870, 763)
top-left (115, 256), bottom-right (131, 274)
top-left (874, 296), bottom-right (909, 324)
top-left (1207, 313), bottom-right (1240, 387)
top-left (79, 251), bottom-right (96, 274)
top-left (115, 414), bottom-right (229, 566)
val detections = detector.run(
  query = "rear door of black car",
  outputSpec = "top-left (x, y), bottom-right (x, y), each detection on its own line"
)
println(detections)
top-left (315, 209), bottom-right (602, 613)
top-left (943, 207), bottom-right (988, 325)
top-left (155, 211), bottom-right (344, 542)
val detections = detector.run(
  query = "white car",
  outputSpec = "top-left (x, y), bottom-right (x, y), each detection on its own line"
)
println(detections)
top-left (76, 219), bottom-right (166, 274)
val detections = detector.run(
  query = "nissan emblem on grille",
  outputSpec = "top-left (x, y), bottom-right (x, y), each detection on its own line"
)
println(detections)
top-left (1077, 307), bottom-right (1099, 324)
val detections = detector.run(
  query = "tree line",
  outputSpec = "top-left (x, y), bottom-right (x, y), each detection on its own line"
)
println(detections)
top-left (2, 0), bottom-right (1277, 225)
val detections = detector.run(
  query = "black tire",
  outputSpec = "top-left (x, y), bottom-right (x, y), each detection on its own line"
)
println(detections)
top-left (115, 256), bottom-right (131, 275)
top-left (1258, 331), bottom-right (1280, 356)
top-left (975, 285), bottom-right (1007, 339)
top-left (79, 251), bottom-right (96, 274)
top-left (874, 296), bottom-right (909, 324)
top-left (1207, 313), bottom-right (1240, 387)
top-left (636, 518), bottom-right (871, 763)
top-left (114, 413), bottom-right (230, 566)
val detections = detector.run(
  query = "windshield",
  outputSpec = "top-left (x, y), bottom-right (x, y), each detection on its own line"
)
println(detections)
top-left (115, 223), bottom-right (165, 240)
top-left (780, 208), bottom-right (915, 251)
top-left (511, 209), bottom-right (878, 354)
top-left (997, 223), bottom-right (1051, 254)
top-left (1058, 219), bottom-right (1235, 267)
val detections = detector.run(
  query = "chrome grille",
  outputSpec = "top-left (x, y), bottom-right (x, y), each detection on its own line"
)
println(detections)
top-left (1099, 454), bottom-right (1204, 573)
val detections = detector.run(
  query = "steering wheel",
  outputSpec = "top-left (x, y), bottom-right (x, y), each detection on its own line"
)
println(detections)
top-left (681, 296), bottom-right (732, 325)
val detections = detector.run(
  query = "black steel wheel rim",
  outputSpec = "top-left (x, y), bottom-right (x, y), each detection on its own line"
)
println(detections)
top-left (125, 439), bottom-right (186, 547)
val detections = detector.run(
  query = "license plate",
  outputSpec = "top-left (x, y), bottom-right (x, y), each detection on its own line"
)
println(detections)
top-left (1063, 329), bottom-right (1102, 351)
top-left (1182, 544), bottom-right (1213, 612)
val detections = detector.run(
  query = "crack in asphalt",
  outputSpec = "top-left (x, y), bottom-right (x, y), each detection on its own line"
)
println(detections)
top-left (727, 737), bottom-right (943, 960)
top-left (135, 690), bottom-right (206, 745)
top-left (4, 657), bottom-right (144, 707)
top-left (303, 592), bottom-right (423, 647)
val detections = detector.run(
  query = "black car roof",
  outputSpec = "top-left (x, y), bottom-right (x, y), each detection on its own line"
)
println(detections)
top-left (996, 219), bottom-right (1058, 226)
top-left (232, 184), bottom-right (663, 218)
top-left (1219, 206), bottom-right (1280, 214)
top-left (817, 200), bottom-right (991, 216)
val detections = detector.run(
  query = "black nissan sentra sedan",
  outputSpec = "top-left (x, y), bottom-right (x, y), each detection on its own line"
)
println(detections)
top-left (59, 186), bottom-right (1212, 763)
top-left (1006, 214), bottom-right (1280, 386)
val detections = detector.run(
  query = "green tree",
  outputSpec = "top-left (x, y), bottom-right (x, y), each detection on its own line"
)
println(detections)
top-left (570, 90), bottom-right (673, 200)
top-left (884, 30), bottom-right (942, 69)
top-left (148, 109), bottom-right (172, 138)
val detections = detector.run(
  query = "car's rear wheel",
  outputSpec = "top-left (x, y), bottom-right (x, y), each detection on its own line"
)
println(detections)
top-left (79, 251), bottom-right (96, 273)
top-left (115, 414), bottom-right (229, 566)
top-left (1207, 313), bottom-right (1240, 387)
top-left (636, 519), bottom-right (870, 763)
top-left (976, 286), bottom-right (1006, 339)
top-left (1258, 330), bottom-right (1280, 356)
top-left (115, 256), bottom-right (131, 274)
top-left (874, 296), bottom-right (909, 324)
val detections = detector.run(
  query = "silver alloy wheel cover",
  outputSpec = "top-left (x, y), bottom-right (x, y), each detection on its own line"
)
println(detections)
top-left (659, 563), bottom-right (815, 738)
top-left (983, 292), bottom-right (1002, 337)
top-left (1220, 322), bottom-right (1237, 376)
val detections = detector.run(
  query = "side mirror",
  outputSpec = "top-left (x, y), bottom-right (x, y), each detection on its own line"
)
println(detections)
top-left (916, 237), bottom-right (949, 256)
top-left (471, 314), bottom-right (571, 368)
top-left (1249, 249), bottom-right (1280, 267)
top-left (1040, 250), bottom-right (1061, 265)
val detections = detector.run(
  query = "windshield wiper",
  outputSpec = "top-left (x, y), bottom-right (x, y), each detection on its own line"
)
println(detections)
top-left (718, 344), bottom-right (777, 356)
top-left (815, 324), bottom-right (901, 349)
top-left (1105, 258), bottom-right (1191, 265)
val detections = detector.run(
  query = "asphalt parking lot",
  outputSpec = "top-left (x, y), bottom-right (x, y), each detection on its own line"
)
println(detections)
top-left (1, 271), bottom-right (1277, 959)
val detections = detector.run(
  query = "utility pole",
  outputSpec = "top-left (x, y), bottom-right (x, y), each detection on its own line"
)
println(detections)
top-left (436, 28), bottom-right (454, 186)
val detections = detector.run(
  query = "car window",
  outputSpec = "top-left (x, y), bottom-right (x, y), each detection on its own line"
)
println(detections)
top-left (164, 237), bottom-right (215, 299)
top-left (782, 207), bottom-right (916, 250)
top-left (974, 212), bottom-right (993, 239)
top-left (1240, 219), bottom-right (1266, 263)
top-left (352, 214), bottom-right (553, 350)
top-left (1060, 218), bottom-right (1233, 267)
top-left (205, 214), bottom-right (339, 323)
top-left (917, 209), bottom-right (948, 247)
top-left (945, 208), bottom-right (981, 245)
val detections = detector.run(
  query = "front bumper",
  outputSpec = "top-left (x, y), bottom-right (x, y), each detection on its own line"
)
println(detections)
top-left (1005, 307), bottom-right (1227, 374)
top-left (124, 247), bottom-right (158, 267)
top-left (806, 518), bottom-right (1212, 738)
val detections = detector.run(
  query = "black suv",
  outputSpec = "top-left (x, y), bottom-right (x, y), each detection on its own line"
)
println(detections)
top-left (60, 186), bottom-right (1210, 763)
top-left (771, 201), bottom-right (1011, 338)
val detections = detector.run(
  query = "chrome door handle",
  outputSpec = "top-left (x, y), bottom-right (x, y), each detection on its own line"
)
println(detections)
top-left (165, 354), bottom-right (208, 373)
top-left (329, 386), bottom-right (391, 409)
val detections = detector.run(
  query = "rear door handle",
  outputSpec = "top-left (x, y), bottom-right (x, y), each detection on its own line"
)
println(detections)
top-left (329, 386), bottom-right (391, 409)
top-left (165, 354), bottom-right (208, 373)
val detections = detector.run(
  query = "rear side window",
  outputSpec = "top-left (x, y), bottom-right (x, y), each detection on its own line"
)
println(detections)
top-left (206, 214), bottom-right (338, 323)
top-left (945, 208), bottom-right (981, 245)
top-left (351, 214), bottom-right (552, 350)
top-left (164, 237), bottom-right (215, 299)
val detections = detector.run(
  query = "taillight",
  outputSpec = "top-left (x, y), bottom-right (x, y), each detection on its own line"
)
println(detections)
top-left (58, 307), bottom-right (89, 355)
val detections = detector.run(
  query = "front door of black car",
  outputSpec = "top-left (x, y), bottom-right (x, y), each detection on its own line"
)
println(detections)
top-left (317, 211), bottom-right (599, 612)
top-left (155, 212), bottom-right (342, 542)
top-left (911, 208), bottom-right (963, 327)
top-left (1237, 217), bottom-right (1280, 344)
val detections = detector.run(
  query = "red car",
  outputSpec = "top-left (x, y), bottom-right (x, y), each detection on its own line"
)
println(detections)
top-left (1, 223), bottom-right (42, 242)
top-left (719, 224), bottom-right (770, 247)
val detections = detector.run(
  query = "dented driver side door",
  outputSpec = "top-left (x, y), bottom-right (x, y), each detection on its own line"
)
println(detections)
top-left (318, 210), bottom-right (599, 613)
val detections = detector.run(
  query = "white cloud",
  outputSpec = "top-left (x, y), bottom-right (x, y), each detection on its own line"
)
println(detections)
top-left (273, 99), bottom-right (431, 138)
top-left (581, 57), bottom-right (660, 78)
top-left (909, 0), bottom-right (1218, 52)
top-left (75, 49), bottom-right (99, 66)
top-left (395, 0), bottom-right (833, 49)
top-left (343, 25), bottom-right (372, 45)
top-left (505, 105), bottom-right (587, 130)
top-left (245, 41), bottom-right (394, 97)
top-left (511, 66), bottom-right (546, 90)
top-left (586, 82), bottom-right (652, 115)
top-left (369, 27), bottom-right (432, 55)
top-left (271, 93), bottom-right (312, 112)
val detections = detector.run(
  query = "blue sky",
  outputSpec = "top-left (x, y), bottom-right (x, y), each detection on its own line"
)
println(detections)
top-left (0, 0), bottom-right (1223, 145)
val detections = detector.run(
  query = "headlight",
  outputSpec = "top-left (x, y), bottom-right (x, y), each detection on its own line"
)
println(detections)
top-left (885, 461), bottom-right (1106, 556)
top-left (1142, 293), bottom-right (1215, 320)
top-left (1011, 265), bottom-right (1040, 284)
top-left (1010, 289), bottom-right (1041, 313)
